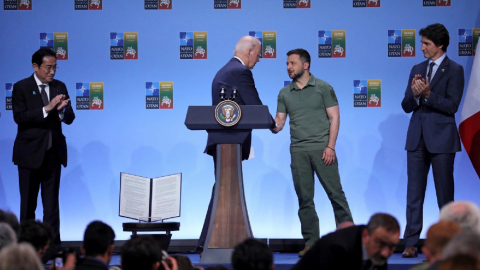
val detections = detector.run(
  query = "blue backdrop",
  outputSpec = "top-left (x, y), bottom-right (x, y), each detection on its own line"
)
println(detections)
top-left (0, 0), bottom-right (479, 241)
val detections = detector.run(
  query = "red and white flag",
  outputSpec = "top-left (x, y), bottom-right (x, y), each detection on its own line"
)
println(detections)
top-left (459, 42), bottom-right (480, 178)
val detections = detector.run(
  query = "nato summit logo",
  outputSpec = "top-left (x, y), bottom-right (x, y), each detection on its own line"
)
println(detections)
top-left (388, 30), bottom-right (415, 57)
top-left (423, 0), bottom-right (450, 6)
top-left (458, 29), bottom-right (480, 56)
top-left (4, 0), bottom-right (32, 10)
top-left (318, 30), bottom-right (346, 58)
top-left (354, 80), bottom-right (381, 107)
top-left (145, 0), bottom-right (171, 9)
top-left (110, 32), bottom-right (138, 60)
top-left (214, 0), bottom-right (241, 9)
top-left (283, 0), bottom-right (310, 8)
top-left (180, 32), bottom-right (207, 59)
top-left (249, 31), bottom-right (276, 58)
top-left (5, 83), bottom-right (13, 110)
top-left (76, 82), bottom-right (104, 110)
top-left (146, 82), bottom-right (174, 109)
top-left (353, 0), bottom-right (380, 7)
top-left (75, 0), bottom-right (102, 10)
top-left (40, 33), bottom-right (68, 60)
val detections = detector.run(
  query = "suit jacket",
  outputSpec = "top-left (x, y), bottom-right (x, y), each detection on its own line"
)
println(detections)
top-left (75, 258), bottom-right (109, 270)
top-left (204, 57), bottom-right (264, 160)
top-left (12, 74), bottom-right (75, 169)
top-left (292, 225), bottom-right (388, 270)
top-left (401, 56), bottom-right (464, 153)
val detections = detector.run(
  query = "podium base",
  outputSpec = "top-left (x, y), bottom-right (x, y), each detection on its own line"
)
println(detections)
top-left (200, 248), bottom-right (234, 264)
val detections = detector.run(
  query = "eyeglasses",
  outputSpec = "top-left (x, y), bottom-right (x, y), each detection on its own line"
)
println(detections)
top-left (42, 65), bottom-right (59, 72)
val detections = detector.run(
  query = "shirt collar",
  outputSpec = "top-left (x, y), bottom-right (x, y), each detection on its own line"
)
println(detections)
top-left (289, 73), bottom-right (316, 91)
top-left (362, 244), bottom-right (369, 261)
top-left (233, 56), bottom-right (245, 66)
top-left (33, 73), bottom-right (48, 87)
top-left (429, 53), bottom-right (446, 67)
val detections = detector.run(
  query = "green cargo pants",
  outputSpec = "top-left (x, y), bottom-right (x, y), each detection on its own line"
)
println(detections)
top-left (291, 149), bottom-right (353, 246)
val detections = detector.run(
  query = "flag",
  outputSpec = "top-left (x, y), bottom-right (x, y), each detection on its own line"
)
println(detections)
top-left (459, 42), bottom-right (480, 178)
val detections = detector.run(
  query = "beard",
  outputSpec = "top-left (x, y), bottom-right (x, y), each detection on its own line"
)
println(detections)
top-left (290, 68), bottom-right (305, 81)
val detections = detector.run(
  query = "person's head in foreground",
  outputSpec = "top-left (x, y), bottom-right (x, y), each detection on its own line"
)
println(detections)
top-left (362, 213), bottom-right (400, 266)
top-left (232, 238), bottom-right (274, 270)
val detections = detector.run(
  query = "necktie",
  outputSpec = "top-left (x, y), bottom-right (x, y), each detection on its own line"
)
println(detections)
top-left (426, 62), bottom-right (435, 83)
top-left (40, 84), bottom-right (49, 106)
top-left (40, 84), bottom-right (52, 150)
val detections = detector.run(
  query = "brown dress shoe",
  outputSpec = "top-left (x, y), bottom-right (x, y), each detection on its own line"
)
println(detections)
top-left (402, 246), bottom-right (418, 258)
top-left (298, 245), bottom-right (311, 257)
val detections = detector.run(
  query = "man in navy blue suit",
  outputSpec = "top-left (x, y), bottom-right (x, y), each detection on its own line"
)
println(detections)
top-left (401, 23), bottom-right (465, 258)
top-left (194, 36), bottom-right (267, 253)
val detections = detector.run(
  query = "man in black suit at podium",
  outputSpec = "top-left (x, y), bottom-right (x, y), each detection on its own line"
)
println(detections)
top-left (195, 35), bottom-right (267, 253)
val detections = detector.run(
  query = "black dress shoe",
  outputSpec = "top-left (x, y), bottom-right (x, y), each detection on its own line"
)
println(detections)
top-left (402, 246), bottom-right (418, 258)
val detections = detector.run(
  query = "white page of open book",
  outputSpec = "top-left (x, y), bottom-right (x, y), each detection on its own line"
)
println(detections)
top-left (151, 173), bottom-right (181, 220)
top-left (119, 173), bottom-right (151, 220)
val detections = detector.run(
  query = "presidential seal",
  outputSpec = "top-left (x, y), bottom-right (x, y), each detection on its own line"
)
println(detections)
top-left (215, 100), bottom-right (241, 127)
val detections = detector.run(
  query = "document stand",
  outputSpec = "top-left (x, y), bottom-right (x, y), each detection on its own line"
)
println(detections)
top-left (185, 105), bottom-right (274, 263)
top-left (122, 222), bottom-right (180, 251)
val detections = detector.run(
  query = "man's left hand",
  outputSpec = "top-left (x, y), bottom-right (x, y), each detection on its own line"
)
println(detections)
top-left (56, 99), bottom-right (70, 111)
top-left (322, 147), bottom-right (335, 166)
top-left (414, 78), bottom-right (431, 98)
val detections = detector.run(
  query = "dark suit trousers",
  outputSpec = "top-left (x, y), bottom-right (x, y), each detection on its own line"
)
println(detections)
top-left (18, 146), bottom-right (62, 244)
top-left (198, 153), bottom-right (217, 247)
top-left (404, 135), bottom-right (455, 247)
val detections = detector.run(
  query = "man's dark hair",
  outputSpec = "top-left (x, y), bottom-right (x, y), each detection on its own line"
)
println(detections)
top-left (0, 210), bottom-right (20, 237)
top-left (231, 238), bottom-right (273, 270)
top-left (31, 47), bottom-right (56, 67)
top-left (83, 221), bottom-right (115, 257)
top-left (170, 255), bottom-right (195, 270)
top-left (287, 48), bottom-right (311, 70)
top-left (419, 23), bottom-right (450, 52)
top-left (18, 220), bottom-right (52, 251)
top-left (367, 213), bottom-right (400, 234)
top-left (121, 236), bottom-right (164, 270)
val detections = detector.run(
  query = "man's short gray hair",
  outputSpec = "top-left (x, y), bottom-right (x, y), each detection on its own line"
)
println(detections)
top-left (0, 243), bottom-right (43, 270)
top-left (442, 230), bottom-right (480, 261)
top-left (234, 36), bottom-right (260, 54)
top-left (0, 223), bottom-right (16, 251)
top-left (439, 201), bottom-right (480, 233)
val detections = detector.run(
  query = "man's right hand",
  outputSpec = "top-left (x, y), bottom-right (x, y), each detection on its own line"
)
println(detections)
top-left (44, 94), bottom-right (65, 113)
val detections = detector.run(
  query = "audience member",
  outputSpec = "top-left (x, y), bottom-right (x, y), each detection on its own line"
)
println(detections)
top-left (0, 209), bottom-right (20, 237)
top-left (18, 220), bottom-right (53, 258)
top-left (76, 221), bottom-right (115, 270)
top-left (231, 238), bottom-right (273, 270)
top-left (292, 213), bottom-right (400, 270)
top-left (0, 223), bottom-right (17, 251)
top-left (442, 230), bottom-right (480, 261)
top-left (171, 255), bottom-right (203, 270)
top-left (410, 221), bottom-right (461, 270)
top-left (205, 266), bottom-right (229, 270)
top-left (122, 235), bottom-right (177, 270)
top-left (438, 254), bottom-right (480, 270)
top-left (439, 201), bottom-right (480, 233)
top-left (0, 243), bottom-right (43, 270)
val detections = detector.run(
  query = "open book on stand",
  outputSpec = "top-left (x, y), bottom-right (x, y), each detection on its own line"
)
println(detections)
top-left (119, 172), bottom-right (182, 222)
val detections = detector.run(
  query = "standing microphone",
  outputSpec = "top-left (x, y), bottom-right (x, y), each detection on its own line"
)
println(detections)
top-left (220, 86), bottom-right (226, 101)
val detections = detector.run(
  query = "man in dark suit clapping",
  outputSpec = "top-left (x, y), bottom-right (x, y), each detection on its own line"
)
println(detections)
top-left (401, 23), bottom-right (465, 258)
top-left (12, 47), bottom-right (75, 248)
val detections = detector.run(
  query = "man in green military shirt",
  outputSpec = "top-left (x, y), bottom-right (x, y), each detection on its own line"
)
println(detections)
top-left (273, 49), bottom-right (353, 257)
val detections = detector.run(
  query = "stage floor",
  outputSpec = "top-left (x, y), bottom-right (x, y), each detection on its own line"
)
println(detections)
top-left (107, 252), bottom-right (426, 270)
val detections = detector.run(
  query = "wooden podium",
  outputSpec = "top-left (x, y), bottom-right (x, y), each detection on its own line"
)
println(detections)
top-left (185, 105), bottom-right (274, 263)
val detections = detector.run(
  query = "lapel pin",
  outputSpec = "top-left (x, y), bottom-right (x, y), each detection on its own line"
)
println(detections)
top-left (33, 91), bottom-right (36, 95)
top-left (442, 69), bottom-right (445, 72)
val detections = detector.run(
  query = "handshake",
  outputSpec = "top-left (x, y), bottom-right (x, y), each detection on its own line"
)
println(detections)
top-left (270, 114), bottom-right (285, 134)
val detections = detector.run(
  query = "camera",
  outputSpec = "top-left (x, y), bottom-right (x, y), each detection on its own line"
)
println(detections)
top-left (53, 248), bottom-right (78, 269)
